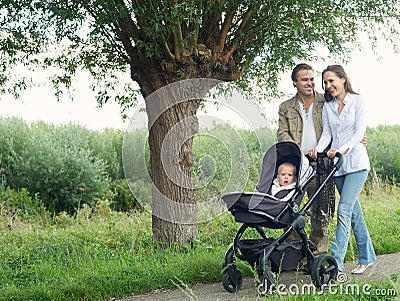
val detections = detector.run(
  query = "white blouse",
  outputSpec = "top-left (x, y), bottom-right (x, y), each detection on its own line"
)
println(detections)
top-left (316, 93), bottom-right (370, 176)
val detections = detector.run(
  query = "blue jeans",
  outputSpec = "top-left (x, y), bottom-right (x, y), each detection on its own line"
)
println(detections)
top-left (331, 170), bottom-right (376, 271)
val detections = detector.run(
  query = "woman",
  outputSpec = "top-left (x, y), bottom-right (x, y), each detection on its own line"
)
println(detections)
top-left (308, 65), bottom-right (376, 274)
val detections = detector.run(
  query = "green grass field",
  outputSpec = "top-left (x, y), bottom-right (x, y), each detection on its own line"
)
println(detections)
top-left (0, 183), bottom-right (399, 301)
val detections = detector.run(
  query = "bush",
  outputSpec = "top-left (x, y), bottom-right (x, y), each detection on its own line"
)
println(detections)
top-left (192, 125), bottom-right (276, 203)
top-left (102, 179), bottom-right (145, 212)
top-left (0, 187), bottom-right (41, 217)
top-left (0, 117), bottom-right (109, 214)
top-left (0, 188), bottom-right (43, 229)
top-left (1, 116), bottom-right (399, 216)
top-left (122, 128), bottom-right (151, 183)
top-left (367, 125), bottom-right (400, 184)
top-left (88, 128), bottom-right (124, 180)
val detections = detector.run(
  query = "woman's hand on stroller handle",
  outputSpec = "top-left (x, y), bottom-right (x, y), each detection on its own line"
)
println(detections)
top-left (306, 148), bottom-right (343, 170)
top-left (306, 149), bottom-right (343, 160)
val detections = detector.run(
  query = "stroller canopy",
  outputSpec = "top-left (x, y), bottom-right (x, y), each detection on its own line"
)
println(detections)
top-left (256, 141), bottom-right (313, 194)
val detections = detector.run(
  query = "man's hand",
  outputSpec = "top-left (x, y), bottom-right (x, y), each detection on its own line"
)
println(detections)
top-left (361, 134), bottom-right (368, 147)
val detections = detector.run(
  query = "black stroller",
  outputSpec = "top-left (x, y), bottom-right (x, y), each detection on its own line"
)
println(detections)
top-left (221, 141), bottom-right (343, 293)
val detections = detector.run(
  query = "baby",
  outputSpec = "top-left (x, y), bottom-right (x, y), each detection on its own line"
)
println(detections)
top-left (270, 162), bottom-right (297, 201)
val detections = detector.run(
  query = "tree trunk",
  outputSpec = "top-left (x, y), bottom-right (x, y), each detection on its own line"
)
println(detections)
top-left (148, 102), bottom-right (200, 246)
top-left (141, 75), bottom-right (210, 246)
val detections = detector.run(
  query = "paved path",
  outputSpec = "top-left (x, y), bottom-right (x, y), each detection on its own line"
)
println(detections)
top-left (119, 252), bottom-right (400, 301)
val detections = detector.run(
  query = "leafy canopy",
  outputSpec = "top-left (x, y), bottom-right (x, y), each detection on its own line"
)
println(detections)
top-left (1, 0), bottom-right (400, 107)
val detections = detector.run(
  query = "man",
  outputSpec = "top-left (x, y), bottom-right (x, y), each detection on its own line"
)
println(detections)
top-left (277, 63), bottom-right (331, 255)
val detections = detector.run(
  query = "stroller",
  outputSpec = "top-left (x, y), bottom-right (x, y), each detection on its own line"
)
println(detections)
top-left (221, 141), bottom-right (343, 293)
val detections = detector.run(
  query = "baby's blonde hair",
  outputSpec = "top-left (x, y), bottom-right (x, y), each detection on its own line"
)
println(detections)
top-left (278, 162), bottom-right (296, 175)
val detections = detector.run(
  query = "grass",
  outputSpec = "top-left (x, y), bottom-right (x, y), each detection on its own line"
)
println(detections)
top-left (0, 182), bottom-right (399, 301)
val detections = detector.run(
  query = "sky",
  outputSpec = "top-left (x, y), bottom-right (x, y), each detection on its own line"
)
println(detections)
top-left (1, 38), bottom-right (399, 131)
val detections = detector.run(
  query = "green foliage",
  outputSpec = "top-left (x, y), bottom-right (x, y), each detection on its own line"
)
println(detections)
top-left (0, 117), bottom-right (109, 214)
top-left (1, 0), bottom-right (400, 105)
top-left (2, 116), bottom-right (400, 216)
top-left (0, 188), bottom-right (42, 222)
top-left (367, 125), bottom-right (400, 184)
top-left (122, 128), bottom-right (151, 183)
top-left (88, 128), bottom-right (124, 180)
top-left (0, 117), bottom-right (152, 214)
top-left (101, 179), bottom-right (145, 212)
top-left (0, 165), bottom-right (6, 192)
top-left (192, 125), bottom-right (276, 201)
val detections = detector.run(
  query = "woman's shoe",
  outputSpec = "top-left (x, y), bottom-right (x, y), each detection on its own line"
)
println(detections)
top-left (350, 262), bottom-right (374, 274)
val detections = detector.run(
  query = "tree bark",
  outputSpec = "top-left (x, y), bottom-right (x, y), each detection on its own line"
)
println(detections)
top-left (148, 100), bottom-right (200, 246)
top-left (137, 65), bottom-right (209, 246)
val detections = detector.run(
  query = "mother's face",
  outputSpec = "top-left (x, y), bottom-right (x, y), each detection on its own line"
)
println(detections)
top-left (323, 71), bottom-right (347, 100)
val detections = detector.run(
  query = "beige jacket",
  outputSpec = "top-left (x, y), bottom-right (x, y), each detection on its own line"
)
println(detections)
top-left (277, 91), bottom-right (325, 147)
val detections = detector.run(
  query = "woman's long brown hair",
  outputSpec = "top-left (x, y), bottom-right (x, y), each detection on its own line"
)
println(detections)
top-left (322, 65), bottom-right (358, 102)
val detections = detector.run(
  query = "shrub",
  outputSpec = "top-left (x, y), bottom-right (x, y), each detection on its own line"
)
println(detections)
top-left (0, 188), bottom-right (43, 229)
top-left (102, 179), bottom-right (145, 212)
top-left (2, 116), bottom-right (400, 216)
top-left (122, 128), bottom-right (151, 182)
top-left (367, 125), bottom-right (400, 184)
top-left (88, 128), bottom-right (124, 180)
top-left (192, 125), bottom-right (276, 203)
top-left (0, 117), bottom-right (109, 214)
top-left (22, 137), bottom-right (108, 214)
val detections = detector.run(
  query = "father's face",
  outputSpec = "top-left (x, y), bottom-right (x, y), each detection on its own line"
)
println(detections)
top-left (293, 69), bottom-right (315, 97)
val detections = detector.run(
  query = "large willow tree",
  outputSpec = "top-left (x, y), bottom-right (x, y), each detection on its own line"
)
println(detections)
top-left (1, 0), bottom-right (399, 245)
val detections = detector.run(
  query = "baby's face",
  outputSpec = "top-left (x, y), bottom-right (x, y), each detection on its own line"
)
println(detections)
top-left (277, 165), bottom-right (296, 186)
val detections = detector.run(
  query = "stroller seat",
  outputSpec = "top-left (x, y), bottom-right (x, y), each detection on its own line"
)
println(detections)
top-left (222, 191), bottom-right (299, 228)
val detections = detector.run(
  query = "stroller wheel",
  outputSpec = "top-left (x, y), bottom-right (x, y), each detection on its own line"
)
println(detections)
top-left (310, 254), bottom-right (338, 288)
top-left (222, 266), bottom-right (242, 293)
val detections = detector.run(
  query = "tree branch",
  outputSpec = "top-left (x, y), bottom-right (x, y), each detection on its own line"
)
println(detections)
top-left (200, 0), bottom-right (223, 45)
top-left (224, 9), bottom-right (253, 61)
top-left (84, 4), bottom-right (130, 63)
top-left (218, 11), bottom-right (234, 52)
top-left (131, 0), bottom-right (158, 42)
top-left (161, 34), bottom-right (176, 61)
top-left (114, 0), bottom-right (144, 41)
top-left (169, 0), bottom-right (185, 62)
top-left (173, 29), bottom-right (182, 62)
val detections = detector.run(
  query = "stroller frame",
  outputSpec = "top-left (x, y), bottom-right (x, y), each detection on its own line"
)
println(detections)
top-left (221, 141), bottom-right (343, 293)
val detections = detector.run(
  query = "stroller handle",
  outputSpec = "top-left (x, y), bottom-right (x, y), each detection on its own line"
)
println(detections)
top-left (333, 152), bottom-right (343, 170)
top-left (306, 152), bottom-right (343, 170)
